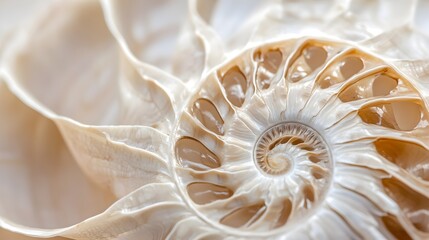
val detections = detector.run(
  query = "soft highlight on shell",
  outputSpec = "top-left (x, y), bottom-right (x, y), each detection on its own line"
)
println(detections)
top-left (0, 0), bottom-right (429, 239)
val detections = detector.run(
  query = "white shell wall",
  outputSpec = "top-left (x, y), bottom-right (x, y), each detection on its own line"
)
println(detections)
top-left (0, 0), bottom-right (428, 239)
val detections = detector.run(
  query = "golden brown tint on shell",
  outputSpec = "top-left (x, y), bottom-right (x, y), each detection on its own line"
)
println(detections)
top-left (0, 0), bottom-right (429, 239)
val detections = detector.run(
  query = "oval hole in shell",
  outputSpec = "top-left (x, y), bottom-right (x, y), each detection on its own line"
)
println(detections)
top-left (175, 137), bottom-right (221, 171)
top-left (220, 203), bottom-right (267, 228)
top-left (358, 101), bottom-right (423, 131)
top-left (382, 177), bottom-right (429, 233)
top-left (220, 66), bottom-right (248, 107)
top-left (187, 182), bottom-right (233, 205)
top-left (375, 139), bottom-right (429, 181)
top-left (192, 98), bottom-right (224, 135)
top-left (340, 56), bottom-right (364, 80)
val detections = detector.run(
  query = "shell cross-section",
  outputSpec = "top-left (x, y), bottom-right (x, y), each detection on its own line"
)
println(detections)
top-left (254, 122), bottom-right (330, 178)
top-left (172, 38), bottom-right (429, 239)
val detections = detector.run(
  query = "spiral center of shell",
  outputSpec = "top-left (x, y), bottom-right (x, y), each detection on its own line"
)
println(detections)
top-left (254, 122), bottom-right (329, 177)
top-left (171, 37), bottom-right (429, 236)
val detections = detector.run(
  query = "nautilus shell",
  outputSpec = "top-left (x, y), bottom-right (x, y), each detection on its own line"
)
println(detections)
top-left (0, 0), bottom-right (429, 239)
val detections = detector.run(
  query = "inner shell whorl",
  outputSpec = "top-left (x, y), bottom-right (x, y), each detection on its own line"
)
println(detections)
top-left (254, 122), bottom-right (330, 176)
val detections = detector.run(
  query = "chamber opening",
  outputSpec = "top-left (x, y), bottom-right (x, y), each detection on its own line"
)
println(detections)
top-left (254, 49), bottom-right (283, 89)
top-left (288, 44), bottom-right (328, 82)
top-left (187, 182), bottom-right (233, 205)
top-left (220, 203), bottom-right (267, 228)
top-left (304, 46), bottom-right (327, 70)
top-left (220, 66), bottom-right (248, 107)
top-left (192, 98), bottom-right (225, 135)
top-left (340, 56), bottom-right (364, 80)
top-left (175, 137), bottom-right (221, 171)
top-left (358, 100), bottom-right (425, 131)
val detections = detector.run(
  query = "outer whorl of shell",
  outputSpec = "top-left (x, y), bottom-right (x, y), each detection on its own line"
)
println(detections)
top-left (1, 1), bottom-right (429, 239)
top-left (173, 38), bottom-right (429, 239)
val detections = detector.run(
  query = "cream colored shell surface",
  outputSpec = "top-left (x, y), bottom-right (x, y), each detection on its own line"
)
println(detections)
top-left (0, 0), bottom-right (429, 240)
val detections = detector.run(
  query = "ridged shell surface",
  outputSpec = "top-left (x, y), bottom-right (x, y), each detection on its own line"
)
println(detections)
top-left (0, 0), bottom-right (429, 240)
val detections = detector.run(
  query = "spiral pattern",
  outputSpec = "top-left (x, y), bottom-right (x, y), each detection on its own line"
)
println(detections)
top-left (172, 38), bottom-right (429, 238)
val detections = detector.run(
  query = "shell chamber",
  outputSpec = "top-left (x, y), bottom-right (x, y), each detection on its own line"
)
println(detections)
top-left (172, 38), bottom-right (429, 239)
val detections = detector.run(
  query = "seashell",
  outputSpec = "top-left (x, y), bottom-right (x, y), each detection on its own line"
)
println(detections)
top-left (0, 0), bottom-right (429, 239)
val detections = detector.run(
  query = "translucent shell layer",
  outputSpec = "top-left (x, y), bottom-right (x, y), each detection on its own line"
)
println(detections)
top-left (173, 38), bottom-right (429, 239)
top-left (1, 0), bottom-right (429, 239)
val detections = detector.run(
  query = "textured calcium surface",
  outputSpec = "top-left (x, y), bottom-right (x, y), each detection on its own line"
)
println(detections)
top-left (173, 38), bottom-right (429, 239)
top-left (1, 0), bottom-right (429, 239)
